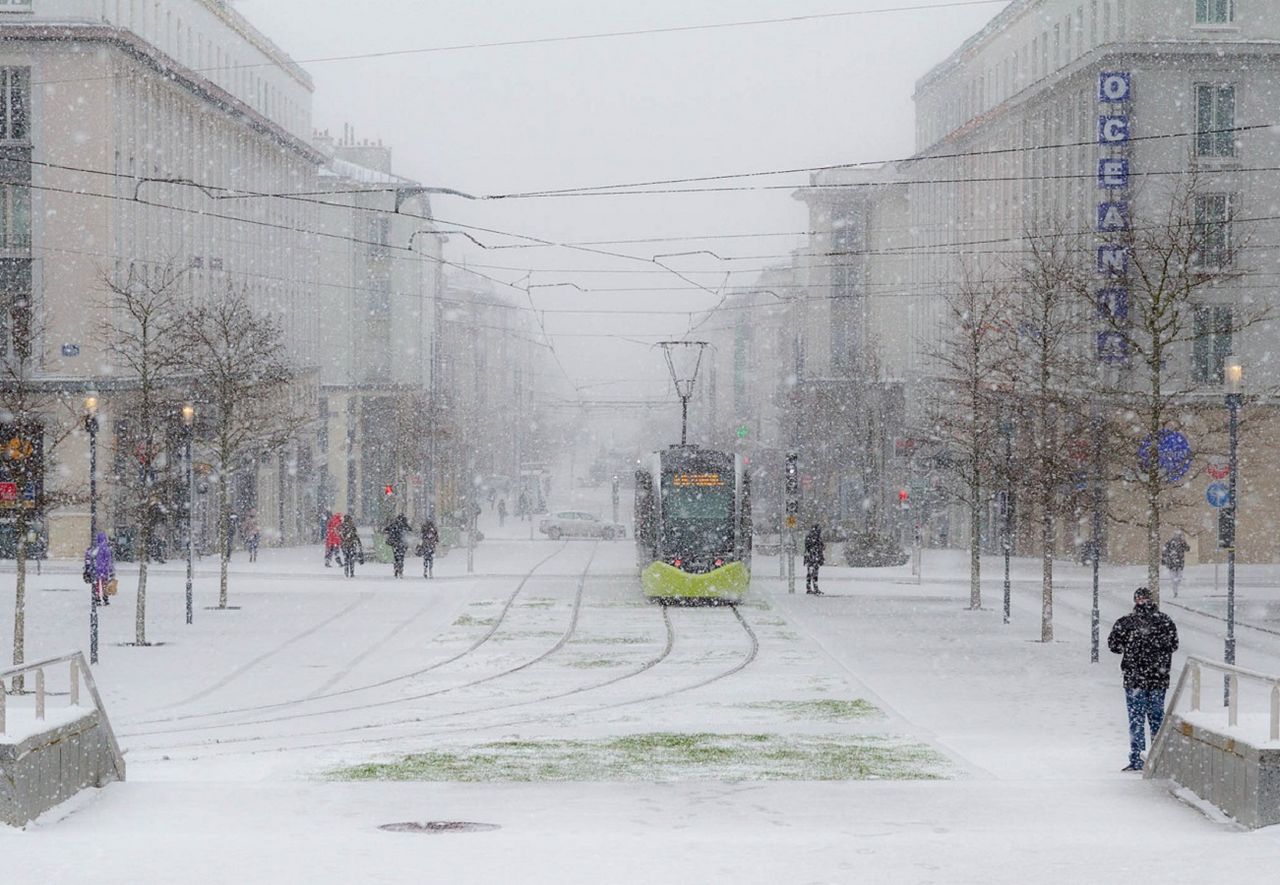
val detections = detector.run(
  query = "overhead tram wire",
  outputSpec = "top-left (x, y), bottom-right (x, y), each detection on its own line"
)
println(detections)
top-left (17, 122), bottom-right (1272, 209)
top-left (27, 173), bottom-right (1280, 293)
top-left (487, 124), bottom-right (1280, 199)
top-left (26, 1), bottom-right (1010, 90)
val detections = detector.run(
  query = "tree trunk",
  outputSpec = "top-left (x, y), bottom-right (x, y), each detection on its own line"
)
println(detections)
top-left (1147, 474), bottom-right (1162, 606)
top-left (1041, 504), bottom-right (1054, 643)
top-left (1147, 359), bottom-right (1163, 606)
top-left (218, 465), bottom-right (230, 609)
top-left (11, 510), bottom-right (26, 692)
top-left (135, 526), bottom-right (149, 646)
top-left (969, 473), bottom-right (982, 610)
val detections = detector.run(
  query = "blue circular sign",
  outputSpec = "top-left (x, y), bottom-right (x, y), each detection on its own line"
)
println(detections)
top-left (1206, 482), bottom-right (1230, 509)
top-left (1137, 430), bottom-right (1193, 484)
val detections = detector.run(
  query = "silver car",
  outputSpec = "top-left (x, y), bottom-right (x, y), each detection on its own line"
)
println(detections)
top-left (539, 510), bottom-right (625, 540)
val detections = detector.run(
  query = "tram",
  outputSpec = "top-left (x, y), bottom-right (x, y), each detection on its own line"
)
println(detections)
top-left (634, 445), bottom-right (751, 602)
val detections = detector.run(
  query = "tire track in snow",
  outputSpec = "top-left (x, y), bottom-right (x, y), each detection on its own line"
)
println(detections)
top-left (127, 599), bottom-right (757, 760)
top-left (127, 541), bottom-right (572, 728)
top-left (121, 541), bottom-right (598, 741)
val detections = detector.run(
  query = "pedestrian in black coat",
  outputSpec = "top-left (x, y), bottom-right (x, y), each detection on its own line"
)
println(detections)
top-left (339, 514), bottom-right (362, 578)
top-left (384, 514), bottom-right (411, 578)
top-left (1161, 531), bottom-right (1190, 597)
top-left (803, 524), bottom-right (825, 595)
top-left (418, 519), bottom-right (439, 578)
top-left (1108, 587), bottom-right (1179, 771)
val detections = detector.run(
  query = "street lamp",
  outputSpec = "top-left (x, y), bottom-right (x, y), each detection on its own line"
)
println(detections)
top-left (182, 403), bottom-right (196, 626)
top-left (84, 394), bottom-right (99, 665)
top-left (1223, 357), bottom-right (1243, 704)
top-left (1000, 417), bottom-right (1013, 625)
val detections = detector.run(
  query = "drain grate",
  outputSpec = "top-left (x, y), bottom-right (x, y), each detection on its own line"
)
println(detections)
top-left (379, 821), bottom-right (500, 835)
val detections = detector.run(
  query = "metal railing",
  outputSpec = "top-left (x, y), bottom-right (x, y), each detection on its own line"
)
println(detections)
top-left (0, 652), bottom-right (125, 776)
top-left (1157, 656), bottom-right (1280, 754)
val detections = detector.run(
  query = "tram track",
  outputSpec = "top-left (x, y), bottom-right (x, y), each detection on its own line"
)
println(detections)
top-left (120, 541), bottom-right (598, 741)
top-left (127, 599), bottom-right (759, 761)
top-left (125, 541), bottom-right (572, 729)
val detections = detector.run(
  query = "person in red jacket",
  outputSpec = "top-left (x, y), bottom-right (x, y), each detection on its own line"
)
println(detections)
top-left (324, 511), bottom-right (344, 567)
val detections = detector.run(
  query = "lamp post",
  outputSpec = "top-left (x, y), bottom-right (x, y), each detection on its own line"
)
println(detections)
top-left (1000, 417), bottom-right (1013, 625)
top-left (1224, 357), bottom-right (1243, 704)
top-left (182, 403), bottom-right (196, 626)
top-left (1090, 407), bottom-right (1103, 663)
top-left (84, 395), bottom-right (99, 665)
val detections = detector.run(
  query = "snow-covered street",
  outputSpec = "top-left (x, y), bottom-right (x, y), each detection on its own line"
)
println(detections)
top-left (4, 505), bottom-right (1279, 883)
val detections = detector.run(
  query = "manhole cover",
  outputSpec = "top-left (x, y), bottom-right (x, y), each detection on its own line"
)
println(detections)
top-left (379, 821), bottom-right (500, 834)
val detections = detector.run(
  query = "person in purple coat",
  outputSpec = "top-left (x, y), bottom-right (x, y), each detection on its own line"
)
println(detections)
top-left (83, 531), bottom-right (116, 606)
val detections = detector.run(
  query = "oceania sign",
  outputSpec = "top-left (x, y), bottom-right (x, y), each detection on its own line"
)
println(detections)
top-left (1096, 71), bottom-right (1132, 365)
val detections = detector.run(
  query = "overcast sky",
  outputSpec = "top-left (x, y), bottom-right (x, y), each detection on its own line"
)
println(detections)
top-left (237, 0), bottom-right (1008, 408)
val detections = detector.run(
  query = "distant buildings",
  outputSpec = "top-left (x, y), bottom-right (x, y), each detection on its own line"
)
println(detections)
top-left (704, 0), bottom-right (1280, 564)
top-left (0, 1), bottom-right (555, 557)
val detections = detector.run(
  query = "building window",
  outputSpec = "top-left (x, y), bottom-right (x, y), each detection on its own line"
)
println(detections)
top-left (0, 184), bottom-right (28, 249)
top-left (0, 1), bottom-right (33, 13)
top-left (0, 68), bottom-right (28, 142)
top-left (367, 216), bottom-right (390, 262)
top-left (1192, 304), bottom-right (1232, 383)
top-left (1193, 193), bottom-right (1234, 268)
top-left (1195, 0), bottom-right (1233, 24)
top-left (1195, 84), bottom-right (1235, 157)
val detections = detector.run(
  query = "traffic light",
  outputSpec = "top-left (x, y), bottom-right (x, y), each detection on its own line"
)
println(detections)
top-left (899, 489), bottom-right (910, 510)
top-left (784, 451), bottom-right (799, 516)
top-left (1218, 507), bottom-right (1235, 549)
top-left (384, 484), bottom-right (394, 497)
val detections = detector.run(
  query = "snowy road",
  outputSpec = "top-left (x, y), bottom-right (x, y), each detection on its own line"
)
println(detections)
top-left (3, 532), bottom-right (1280, 883)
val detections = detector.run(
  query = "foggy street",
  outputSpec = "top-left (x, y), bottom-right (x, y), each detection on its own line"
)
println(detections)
top-left (5, 0), bottom-right (1280, 879)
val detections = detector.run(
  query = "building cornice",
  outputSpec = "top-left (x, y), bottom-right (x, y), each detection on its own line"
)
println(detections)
top-left (913, 40), bottom-right (1280, 159)
top-left (0, 23), bottom-right (323, 165)
top-left (196, 0), bottom-right (313, 91)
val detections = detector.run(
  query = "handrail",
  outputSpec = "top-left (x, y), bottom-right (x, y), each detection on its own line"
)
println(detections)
top-left (1149, 656), bottom-right (1280, 774)
top-left (0, 652), bottom-right (125, 779)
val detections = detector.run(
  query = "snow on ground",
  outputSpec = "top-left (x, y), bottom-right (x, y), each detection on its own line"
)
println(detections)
top-left (3, 499), bottom-right (1280, 883)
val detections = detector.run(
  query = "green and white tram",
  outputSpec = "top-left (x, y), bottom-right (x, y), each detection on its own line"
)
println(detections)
top-left (634, 445), bottom-right (751, 602)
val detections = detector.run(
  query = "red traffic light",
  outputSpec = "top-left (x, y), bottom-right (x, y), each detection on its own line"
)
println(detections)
top-left (898, 489), bottom-right (909, 502)
top-left (384, 485), bottom-right (394, 496)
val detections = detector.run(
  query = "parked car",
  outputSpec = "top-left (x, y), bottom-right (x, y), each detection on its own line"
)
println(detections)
top-left (539, 510), bottom-right (625, 540)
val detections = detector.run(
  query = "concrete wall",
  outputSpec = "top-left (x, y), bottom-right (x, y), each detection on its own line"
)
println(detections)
top-left (0, 709), bottom-right (124, 827)
top-left (1147, 712), bottom-right (1280, 829)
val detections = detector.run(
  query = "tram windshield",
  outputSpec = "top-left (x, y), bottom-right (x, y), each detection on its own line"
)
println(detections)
top-left (661, 477), bottom-right (733, 521)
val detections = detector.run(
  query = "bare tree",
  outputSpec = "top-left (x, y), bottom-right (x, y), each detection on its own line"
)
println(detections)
top-left (177, 286), bottom-right (310, 609)
top-left (1080, 174), bottom-right (1262, 605)
top-left (0, 296), bottom-right (77, 686)
top-left (1007, 229), bottom-right (1097, 642)
top-left (102, 263), bottom-right (187, 647)
top-left (926, 269), bottom-right (1011, 610)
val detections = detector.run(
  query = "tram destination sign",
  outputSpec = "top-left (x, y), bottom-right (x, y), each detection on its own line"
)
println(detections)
top-left (673, 473), bottom-right (724, 488)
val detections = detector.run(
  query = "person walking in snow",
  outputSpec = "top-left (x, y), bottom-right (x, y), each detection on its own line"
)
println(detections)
top-left (244, 510), bottom-right (261, 563)
top-left (339, 514), bottom-right (362, 578)
top-left (497, 498), bottom-right (507, 527)
top-left (1108, 587), bottom-right (1179, 771)
top-left (517, 489), bottom-right (529, 522)
top-left (418, 518), bottom-right (439, 578)
top-left (324, 511), bottom-right (343, 567)
top-left (1161, 530), bottom-right (1190, 598)
top-left (803, 524), bottom-right (825, 595)
top-left (384, 513), bottom-right (411, 578)
top-left (83, 530), bottom-right (116, 606)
